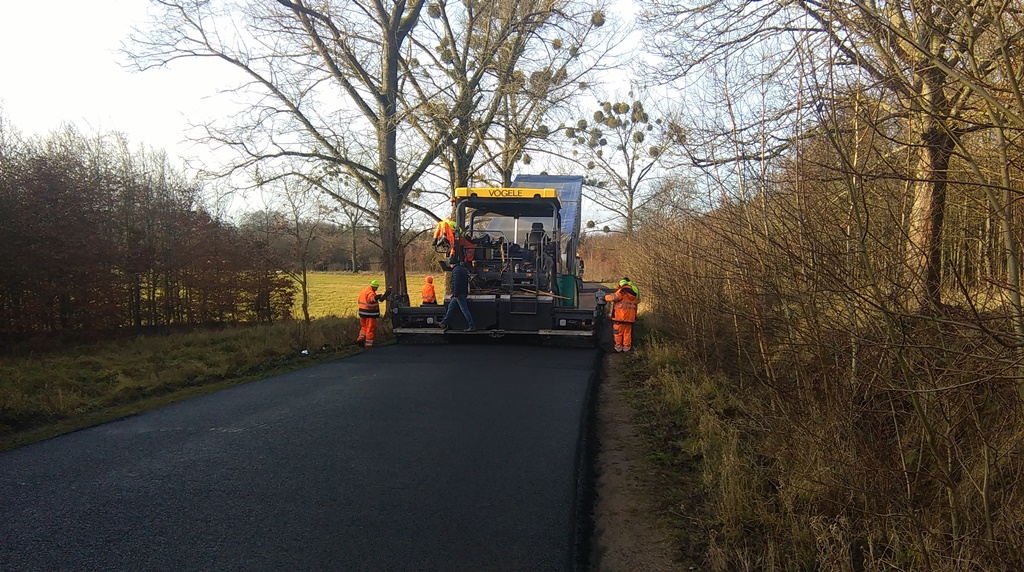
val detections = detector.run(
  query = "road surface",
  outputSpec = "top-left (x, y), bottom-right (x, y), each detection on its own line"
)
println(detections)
top-left (0, 342), bottom-right (599, 571)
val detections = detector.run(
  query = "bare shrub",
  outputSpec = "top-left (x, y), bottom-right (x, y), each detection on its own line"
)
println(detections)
top-left (629, 111), bottom-right (1024, 568)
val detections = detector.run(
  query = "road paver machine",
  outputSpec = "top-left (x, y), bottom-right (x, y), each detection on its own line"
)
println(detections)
top-left (393, 175), bottom-right (602, 340)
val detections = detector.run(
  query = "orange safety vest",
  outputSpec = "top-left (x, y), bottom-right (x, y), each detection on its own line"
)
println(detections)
top-left (358, 286), bottom-right (382, 318)
top-left (421, 281), bottom-right (437, 304)
top-left (434, 218), bottom-right (456, 246)
top-left (605, 286), bottom-right (638, 323)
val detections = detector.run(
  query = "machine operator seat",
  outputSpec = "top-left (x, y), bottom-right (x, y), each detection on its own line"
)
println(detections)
top-left (527, 222), bottom-right (546, 253)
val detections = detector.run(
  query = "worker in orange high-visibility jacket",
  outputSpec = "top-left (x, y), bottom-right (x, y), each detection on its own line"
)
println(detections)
top-left (622, 276), bottom-right (641, 303)
top-left (604, 279), bottom-right (638, 352)
top-left (433, 217), bottom-right (456, 254)
top-left (356, 279), bottom-right (392, 348)
top-left (421, 276), bottom-right (437, 305)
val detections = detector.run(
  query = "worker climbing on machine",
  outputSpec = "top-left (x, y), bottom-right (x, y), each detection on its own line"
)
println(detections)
top-left (433, 212), bottom-right (477, 261)
top-left (439, 257), bottom-right (476, 332)
top-left (605, 279), bottom-right (638, 352)
top-left (421, 276), bottom-right (437, 305)
top-left (433, 216), bottom-right (457, 255)
top-left (355, 279), bottom-right (392, 348)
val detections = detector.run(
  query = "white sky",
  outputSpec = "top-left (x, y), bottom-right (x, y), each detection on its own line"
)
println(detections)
top-left (1, 1), bottom-right (641, 157)
top-left (0, 0), bottom-right (642, 224)
top-left (0, 0), bottom-right (228, 163)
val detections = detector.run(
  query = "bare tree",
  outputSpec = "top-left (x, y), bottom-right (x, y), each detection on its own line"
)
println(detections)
top-left (561, 94), bottom-right (684, 233)
top-left (271, 181), bottom-right (331, 327)
top-left (403, 0), bottom-right (619, 194)
top-left (128, 0), bottom-right (444, 301)
top-left (630, 1), bottom-right (1024, 566)
top-left (640, 0), bottom-right (1024, 312)
top-left (481, 3), bottom-right (622, 187)
top-left (127, 0), bottom-right (620, 303)
top-left (329, 179), bottom-right (376, 273)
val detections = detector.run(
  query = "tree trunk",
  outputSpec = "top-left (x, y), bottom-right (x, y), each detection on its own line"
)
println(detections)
top-left (300, 265), bottom-right (310, 325)
top-left (378, 8), bottom-right (411, 307)
top-left (132, 274), bottom-right (143, 330)
top-left (625, 191), bottom-right (635, 234)
top-left (451, 109), bottom-right (472, 189)
top-left (453, 150), bottom-right (471, 190)
top-left (499, 98), bottom-right (515, 187)
top-left (907, 120), bottom-right (953, 312)
top-left (378, 191), bottom-right (408, 310)
top-left (906, 60), bottom-right (954, 312)
top-left (350, 224), bottom-right (358, 272)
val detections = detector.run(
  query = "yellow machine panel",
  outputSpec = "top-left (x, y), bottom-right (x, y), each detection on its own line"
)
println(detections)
top-left (454, 187), bottom-right (558, 199)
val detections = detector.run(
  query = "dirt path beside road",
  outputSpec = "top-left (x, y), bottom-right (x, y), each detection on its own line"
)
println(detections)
top-left (589, 353), bottom-right (681, 571)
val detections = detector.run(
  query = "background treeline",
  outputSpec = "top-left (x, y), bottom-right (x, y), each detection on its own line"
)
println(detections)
top-left (0, 125), bottom-right (297, 345)
top-left (0, 116), bottom-right (439, 349)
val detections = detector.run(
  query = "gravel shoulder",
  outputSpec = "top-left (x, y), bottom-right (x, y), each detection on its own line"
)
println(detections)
top-left (589, 352), bottom-right (680, 571)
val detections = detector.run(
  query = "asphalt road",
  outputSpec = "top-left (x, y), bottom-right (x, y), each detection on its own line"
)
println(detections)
top-left (0, 342), bottom-right (599, 572)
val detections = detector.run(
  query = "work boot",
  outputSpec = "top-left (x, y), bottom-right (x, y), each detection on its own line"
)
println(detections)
top-left (438, 321), bottom-right (448, 331)
top-left (465, 326), bottom-right (477, 332)
top-left (355, 339), bottom-right (365, 347)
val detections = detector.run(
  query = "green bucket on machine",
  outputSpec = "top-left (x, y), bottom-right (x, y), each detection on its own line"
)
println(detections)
top-left (557, 274), bottom-right (577, 307)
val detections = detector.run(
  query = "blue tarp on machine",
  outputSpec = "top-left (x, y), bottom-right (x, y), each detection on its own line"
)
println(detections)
top-left (511, 174), bottom-right (583, 237)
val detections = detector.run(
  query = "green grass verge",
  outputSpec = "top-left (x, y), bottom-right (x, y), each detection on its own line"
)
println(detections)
top-left (0, 271), bottom-right (426, 452)
top-left (614, 327), bottom-right (718, 567)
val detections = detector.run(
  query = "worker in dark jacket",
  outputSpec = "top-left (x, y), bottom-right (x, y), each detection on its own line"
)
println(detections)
top-left (439, 257), bottom-right (476, 331)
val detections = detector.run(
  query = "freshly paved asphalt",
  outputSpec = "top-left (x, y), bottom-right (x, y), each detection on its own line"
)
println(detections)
top-left (0, 342), bottom-right (600, 571)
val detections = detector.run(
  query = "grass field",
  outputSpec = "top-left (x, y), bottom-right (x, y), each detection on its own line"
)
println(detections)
top-left (0, 272), bottom-right (430, 451)
top-left (300, 272), bottom-right (432, 318)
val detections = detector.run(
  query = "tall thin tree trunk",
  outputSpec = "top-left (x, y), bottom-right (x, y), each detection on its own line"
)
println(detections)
top-left (301, 265), bottom-right (310, 325)
top-left (907, 119), bottom-right (953, 312)
top-left (905, 54), bottom-right (955, 312)
top-left (350, 224), bottom-right (358, 272)
top-left (379, 17), bottom-right (409, 306)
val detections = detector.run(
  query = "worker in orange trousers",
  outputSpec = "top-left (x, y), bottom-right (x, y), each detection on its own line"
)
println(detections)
top-left (605, 279), bottom-right (638, 352)
top-left (356, 279), bottom-right (392, 348)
